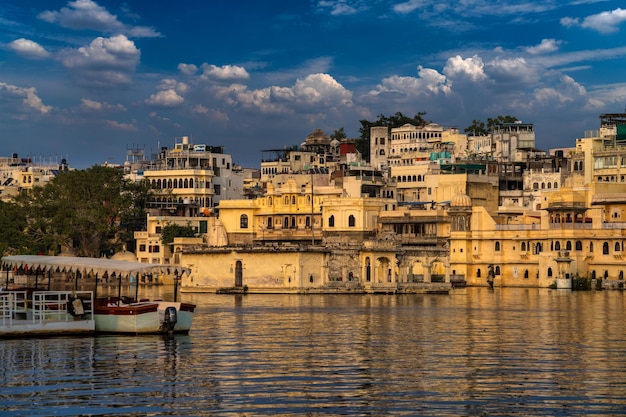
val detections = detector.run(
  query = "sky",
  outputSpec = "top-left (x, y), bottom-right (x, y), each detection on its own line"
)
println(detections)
top-left (1, 1), bottom-right (626, 169)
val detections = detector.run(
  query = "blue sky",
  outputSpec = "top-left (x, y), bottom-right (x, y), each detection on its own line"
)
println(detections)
top-left (1, 1), bottom-right (625, 168)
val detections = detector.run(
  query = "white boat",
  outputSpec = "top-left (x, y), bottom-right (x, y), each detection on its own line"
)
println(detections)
top-left (2, 255), bottom-right (195, 336)
top-left (93, 299), bottom-right (195, 334)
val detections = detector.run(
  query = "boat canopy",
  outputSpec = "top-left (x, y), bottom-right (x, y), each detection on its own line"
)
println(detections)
top-left (1, 255), bottom-right (190, 278)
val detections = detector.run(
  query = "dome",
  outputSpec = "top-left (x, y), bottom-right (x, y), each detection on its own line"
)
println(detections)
top-left (451, 193), bottom-right (472, 207)
top-left (111, 250), bottom-right (137, 262)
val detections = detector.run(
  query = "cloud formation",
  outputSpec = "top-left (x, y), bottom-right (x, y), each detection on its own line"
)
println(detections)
top-left (38, 0), bottom-right (160, 37)
top-left (561, 8), bottom-right (626, 34)
top-left (7, 39), bottom-right (50, 59)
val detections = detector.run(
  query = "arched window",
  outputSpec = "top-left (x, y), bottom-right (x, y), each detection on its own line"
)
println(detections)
top-left (291, 217), bottom-right (296, 228)
top-left (524, 270), bottom-right (529, 279)
top-left (603, 242), bottom-right (609, 255)
top-left (590, 242), bottom-right (594, 252)
top-left (328, 215), bottom-right (335, 227)
top-left (268, 197), bottom-right (273, 206)
top-left (575, 241), bottom-right (582, 250)
top-left (547, 267), bottom-right (553, 277)
top-left (477, 268), bottom-right (481, 278)
top-left (554, 182), bottom-right (558, 189)
top-left (284, 196), bottom-right (289, 205)
top-left (533, 182), bottom-right (539, 190)
top-left (555, 241), bottom-right (561, 251)
top-left (291, 196), bottom-right (296, 205)
top-left (521, 242), bottom-right (526, 251)
top-left (283, 216), bottom-right (289, 228)
top-left (379, 149), bottom-right (385, 155)
top-left (495, 266), bottom-right (501, 275)
top-left (615, 242), bottom-right (621, 252)
top-left (348, 215), bottom-right (355, 227)
top-left (267, 217), bottom-right (273, 229)
top-left (566, 241), bottom-right (572, 250)
top-left (305, 216), bottom-right (311, 228)
top-left (495, 241), bottom-right (500, 251)
top-left (240, 214), bottom-right (248, 229)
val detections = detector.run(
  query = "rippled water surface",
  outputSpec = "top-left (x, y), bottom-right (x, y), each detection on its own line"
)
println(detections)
top-left (2, 288), bottom-right (626, 416)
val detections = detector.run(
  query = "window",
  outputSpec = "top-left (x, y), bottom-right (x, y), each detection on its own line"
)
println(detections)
top-left (348, 215), bottom-right (355, 227)
top-left (240, 214), bottom-right (248, 229)
top-left (575, 241), bottom-right (582, 250)
top-left (305, 216), bottom-right (311, 228)
top-left (291, 216), bottom-right (296, 229)
top-left (291, 196), bottom-right (296, 205)
top-left (524, 270), bottom-right (529, 279)
top-left (495, 241), bottom-right (501, 251)
top-left (283, 217), bottom-right (289, 228)
top-left (329, 215), bottom-right (335, 227)
top-left (590, 242), bottom-right (594, 252)
top-left (139, 244), bottom-right (146, 252)
top-left (267, 217), bottom-right (273, 229)
top-left (615, 242), bottom-right (621, 252)
top-left (566, 241), bottom-right (572, 251)
top-left (521, 242), bottom-right (526, 251)
top-left (495, 266), bottom-right (501, 275)
top-left (547, 267), bottom-right (553, 277)
top-left (477, 269), bottom-right (481, 278)
top-left (603, 242), bottom-right (609, 255)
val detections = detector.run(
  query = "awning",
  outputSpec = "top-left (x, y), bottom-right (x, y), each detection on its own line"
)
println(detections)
top-left (1, 255), bottom-right (190, 278)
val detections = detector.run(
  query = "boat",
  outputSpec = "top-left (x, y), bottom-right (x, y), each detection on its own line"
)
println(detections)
top-left (1, 255), bottom-right (195, 336)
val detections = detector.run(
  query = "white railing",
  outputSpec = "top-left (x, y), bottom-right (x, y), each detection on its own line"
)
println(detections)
top-left (0, 291), bottom-right (93, 326)
top-left (31, 291), bottom-right (94, 323)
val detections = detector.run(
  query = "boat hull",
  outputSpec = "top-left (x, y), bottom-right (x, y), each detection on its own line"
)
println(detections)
top-left (94, 301), bottom-right (195, 335)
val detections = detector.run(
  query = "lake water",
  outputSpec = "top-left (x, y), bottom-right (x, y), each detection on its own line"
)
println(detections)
top-left (2, 287), bottom-right (626, 416)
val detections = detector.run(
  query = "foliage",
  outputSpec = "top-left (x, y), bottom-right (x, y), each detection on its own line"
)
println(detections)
top-left (330, 127), bottom-right (346, 141)
top-left (160, 223), bottom-right (197, 245)
top-left (6, 166), bottom-right (149, 257)
top-left (465, 115), bottom-right (519, 136)
top-left (357, 111), bottom-right (428, 161)
top-left (0, 200), bottom-right (32, 255)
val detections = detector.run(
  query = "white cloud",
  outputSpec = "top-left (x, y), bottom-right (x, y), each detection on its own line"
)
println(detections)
top-left (8, 38), bottom-right (50, 59)
top-left (392, 0), bottom-right (423, 15)
top-left (156, 79), bottom-right (189, 94)
top-left (317, 0), bottom-right (364, 16)
top-left (38, 0), bottom-right (160, 37)
top-left (200, 64), bottom-right (250, 81)
top-left (485, 57), bottom-right (537, 84)
top-left (561, 8), bottom-right (626, 33)
top-left (0, 82), bottom-right (52, 114)
top-left (443, 55), bottom-right (486, 82)
top-left (526, 39), bottom-right (562, 55)
top-left (369, 66), bottom-right (451, 96)
top-left (145, 89), bottom-right (184, 107)
top-left (59, 35), bottom-right (140, 86)
top-left (81, 98), bottom-right (126, 112)
top-left (178, 63), bottom-right (198, 76)
top-left (210, 73), bottom-right (352, 114)
top-left (192, 104), bottom-right (229, 121)
top-left (105, 120), bottom-right (137, 130)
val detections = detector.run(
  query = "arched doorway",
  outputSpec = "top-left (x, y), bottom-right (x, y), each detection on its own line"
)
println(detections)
top-left (235, 260), bottom-right (243, 287)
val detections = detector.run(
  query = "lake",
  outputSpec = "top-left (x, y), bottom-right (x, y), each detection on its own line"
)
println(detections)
top-left (1, 287), bottom-right (626, 416)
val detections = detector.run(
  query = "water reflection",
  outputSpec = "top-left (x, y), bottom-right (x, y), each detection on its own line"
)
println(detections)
top-left (1, 288), bottom-right (626, 416)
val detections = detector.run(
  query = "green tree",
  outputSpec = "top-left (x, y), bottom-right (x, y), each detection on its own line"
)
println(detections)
top-left (464, 115), bottom-right (519, 136)
top-left (464, 119), bottom-right (487, 136)
top-left (0, 200), bottom-right (31, 256)
top-left (160, 223), bottom-right (197, 245)
top-left (330, 127), bottom-right (346, 141)
top-left (11, 166), bottom-right (149, 257)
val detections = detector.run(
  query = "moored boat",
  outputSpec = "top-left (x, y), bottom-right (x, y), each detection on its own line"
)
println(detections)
top-left (2, 255), bottom-right (195, 336)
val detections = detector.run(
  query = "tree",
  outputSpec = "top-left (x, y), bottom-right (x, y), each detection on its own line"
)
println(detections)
top-left (464, 119), bottom-right (487, 136)
top-left (464, 115), bottom-right (519, 136)
top-left (330, 127), bottom-right (346, 141)
top-left (160, 223), bottom-right (197, 245)
top-left (10, 166), bottom-right (149, 257)
top-left (357, 111), bottom-right (428, 161)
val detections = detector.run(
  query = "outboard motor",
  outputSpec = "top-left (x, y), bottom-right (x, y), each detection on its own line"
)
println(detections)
top-left (163, 306), bottom-right (178, 333)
